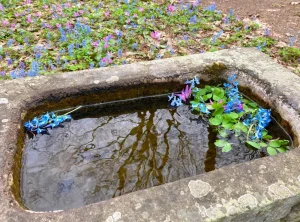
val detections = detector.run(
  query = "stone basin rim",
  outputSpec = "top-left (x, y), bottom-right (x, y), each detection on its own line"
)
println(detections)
top-left (1, 48), bottom-right (300, 222)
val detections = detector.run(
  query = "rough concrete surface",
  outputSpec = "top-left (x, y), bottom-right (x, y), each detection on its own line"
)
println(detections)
top-left (0, 48), bottom-right (300, 221)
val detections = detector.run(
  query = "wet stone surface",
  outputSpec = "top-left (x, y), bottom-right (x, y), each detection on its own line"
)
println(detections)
top-left (21, 95), bottom-right (281, 211)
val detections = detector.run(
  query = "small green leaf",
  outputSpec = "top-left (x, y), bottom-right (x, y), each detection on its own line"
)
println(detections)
top-left (222, 122), bottom-right (234, 129)
top-left (213, 107), bottom-right (224, 116)
top-left (222, 143), bottom-right (232, 152)
top-left (246, 141), bottom-right (261, 149)
top-left (204, 85), bottom-right (212, 91)
top-left (197, 88), bottom-right (207, 96)
top-left (212, 102), bottom-right (223, 110)
top-left (215, 140), bottom-right (232, 152)
top-left (219, 129), bottom-right (228, 137)
top-left (270, 141), bottom-right (281, 148)
top-left (227, 112), bottom-right (239, 119)
top-left (259, 143), bottom-right (268, 148)
top-left (209, 115), bottom-right (223, 126)
top-left (247, 102), bottom-right (258, 108)
top-left (280, 140), bottom-right (290, 145)
top-left (267, 147), bottom-right (277, 156)
top-left (277, 147), bottom-right (287, 153)
top-left (262, 134), bottom-right (272, 140)
top-left (234, 122), bottom-right (248, 133)
top-left (206, 93), bottom-right (212, 99)
top-left (213, 95), bottom-right (221, 101)
top-left (214, 139), bottom-right (227, 147)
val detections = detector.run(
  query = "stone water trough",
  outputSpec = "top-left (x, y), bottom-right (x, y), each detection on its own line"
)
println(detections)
top-left (0, 48), bottom-right (300, 222)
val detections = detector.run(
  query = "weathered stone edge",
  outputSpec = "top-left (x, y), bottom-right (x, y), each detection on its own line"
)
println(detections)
top-left (0, 48), bottom-right (300, 222)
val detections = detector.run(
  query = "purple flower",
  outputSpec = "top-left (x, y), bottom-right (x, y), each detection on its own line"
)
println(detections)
top-left (2, 19), bottom-right (9, 26)
top-left (7, 58), bottom-right (13, 65)
top-left (104, 11), bottom-right (110, 17)
top-left (167, 4), bottom-right (176, 13)
top-left (103, 34), bottom-right (112, 42)
top-left (114, 29), bottom-right (123, 37)
top-left (27, 15), bottom-right (32, 23)
top-left (92, 40), bottom-right (99, 47)
top-left (151, 31), bottom-right (161, 41)
top-left (175, 85), bottom-right (192, 102)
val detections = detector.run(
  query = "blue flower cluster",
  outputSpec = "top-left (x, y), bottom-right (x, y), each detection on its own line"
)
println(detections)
top-left (168, 93), bottom-right (183, 107)
top-left (10, 60), bottom-right (39, 79)
top-left (185, 76), bottom-right (200, 88)
top-left (243, 108), bottom-right (271, 139)
top-left (24, 112), bottom-right (71, 135)
top-left (223, 74), bottom-right (244, 113)
top-left (59, 20), bottom-right (92, 43)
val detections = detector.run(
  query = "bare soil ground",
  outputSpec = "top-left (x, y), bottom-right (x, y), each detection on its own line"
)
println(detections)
top-left (202, 0), bottom-right (300, 46)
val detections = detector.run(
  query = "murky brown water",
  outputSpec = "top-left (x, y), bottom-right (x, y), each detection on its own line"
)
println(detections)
top-left (21, 95), bottom-right (290, 211)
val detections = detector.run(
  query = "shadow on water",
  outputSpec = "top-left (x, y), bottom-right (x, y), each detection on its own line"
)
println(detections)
top-left (20, 94), bottom-right (292, 211)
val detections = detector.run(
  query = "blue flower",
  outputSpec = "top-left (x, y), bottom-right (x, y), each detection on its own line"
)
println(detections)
top-left (289, 37), bottom-right (295, 47)
top-left (185, 77), bottom-right (199, 88)
top-left (24, 112), bottom-right (72, 135)
top-left (189, 15), bottom-right (197, 24)
top-left (223, 74), bottom-right (244, 113)
top-left (265, 28), bottom-right (270, 36)
top-left (243, 108), bottom-right (271, 139)
top-left (217, 30), bottom-right (223, 37)
top-left (132, 42), bottom-right (138, 50)
top-left (205, 3), bottom-right (216, 11)
top-left (168, 93), bottom-right (175, 101)
top-left (118, 49), bottom-right (123, 58)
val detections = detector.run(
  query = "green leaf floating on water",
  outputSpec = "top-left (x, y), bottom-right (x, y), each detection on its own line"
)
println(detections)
top-left (209, 114), bottom-right (223, 125)
top-left (212, 88), bottom-right (225, 102)
top-left (214, 140), bottom-right (227, 147)
top-left (233, 122), bottom-right (248, 133)
top-left (213, 107), bottom-right (224, 116)
top-left (277, 147), bottom-right (287, 153)
top-left (246, 141), bottom-right (261, 149)
top-left (222, 143), bottom-right (232, 152)
top-left (259, 142), bottom-right (268, 148)
top-left (269, 140), bottom-right (281, 148)
top-left (214, 140), bottom-right (232, 152)
top-left (227, 112), bottom-right (239, 119)
top-left (267, 147), bottom-right (278, 156)
top-left (219, 129), bottom-right (228, 137)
